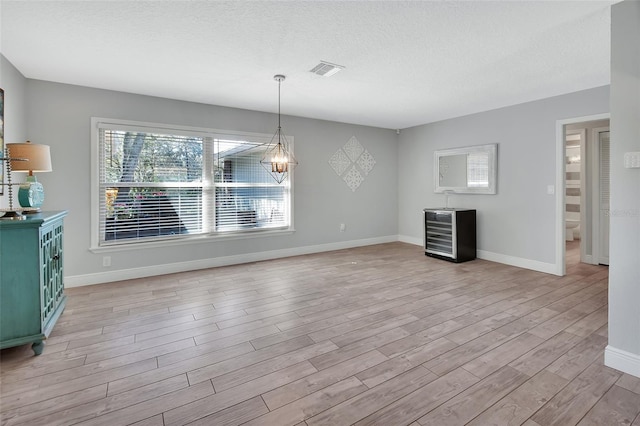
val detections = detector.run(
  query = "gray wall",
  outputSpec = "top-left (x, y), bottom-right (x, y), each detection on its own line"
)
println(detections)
top-left (0, 55), bottom-right (28, 209)
top-left (398, 86), bottom-right (609, 266)
top-left (24, 80), bottom-right (398, 281)
top-left (607, 0), bottom-right (640, 374)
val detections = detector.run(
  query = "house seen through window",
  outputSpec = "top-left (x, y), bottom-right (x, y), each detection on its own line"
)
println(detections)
top-left (95, 120), bottom-right (292, 247)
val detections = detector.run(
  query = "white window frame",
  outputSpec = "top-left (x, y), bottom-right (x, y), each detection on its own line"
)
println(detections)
top-left (90, 117), bottom-right (295, 252)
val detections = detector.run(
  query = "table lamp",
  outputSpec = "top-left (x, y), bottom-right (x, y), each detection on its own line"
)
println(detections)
top-left (7, 141), bottom-right (52, 210)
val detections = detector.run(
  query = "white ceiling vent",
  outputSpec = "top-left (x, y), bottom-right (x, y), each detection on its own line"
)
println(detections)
top-left (309, 61), bottom-right (345, 77)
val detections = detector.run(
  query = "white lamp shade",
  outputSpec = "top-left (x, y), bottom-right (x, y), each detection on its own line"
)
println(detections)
top-left (7, 141), bottom-right (52, 173)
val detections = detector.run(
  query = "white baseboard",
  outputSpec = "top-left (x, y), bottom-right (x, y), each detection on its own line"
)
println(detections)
top-left (477, 250), bottom-right (559, 275)
top-left (605, 345), bottom-right (640, 378)
top-left (397, 234), bottom-right (423, 246)
top-left (66, 236), bottom-right (562, 287)
top-left (65, 235), bottom-right (398, 287)
top-left (398, 235), bottom-right (558, 275)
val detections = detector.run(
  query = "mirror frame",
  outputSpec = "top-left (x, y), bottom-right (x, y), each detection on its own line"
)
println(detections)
top-left (434, 143), bottom-right (497, 194)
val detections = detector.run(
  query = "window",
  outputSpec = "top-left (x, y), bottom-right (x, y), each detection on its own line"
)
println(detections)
top-left (92, 119), bottom-right (293, 248)
top-left (466, 152), bottom-right (489, 188)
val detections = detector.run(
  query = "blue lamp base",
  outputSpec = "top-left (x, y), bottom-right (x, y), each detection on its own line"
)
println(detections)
top-left (18, 176), bottom-right (45, 210)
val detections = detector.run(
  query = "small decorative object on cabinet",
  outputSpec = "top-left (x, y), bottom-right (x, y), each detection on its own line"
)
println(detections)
top-left (423, 208), bottom-right (476, 263)
top-left (0, 211), bottom-right (67, 355)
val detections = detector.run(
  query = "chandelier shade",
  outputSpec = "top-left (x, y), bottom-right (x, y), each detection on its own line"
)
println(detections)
top-left (260, 74), bottom-right (297, 184)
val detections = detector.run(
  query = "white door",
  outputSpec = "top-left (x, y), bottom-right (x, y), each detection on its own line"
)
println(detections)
top-left (592, 127), bottom-right (610, 265)
top-left (598, 129), bottom-right (610, 265)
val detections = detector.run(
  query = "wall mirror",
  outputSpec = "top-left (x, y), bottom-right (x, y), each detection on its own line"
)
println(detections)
top-left (434, 143), bottom-right (497, 194)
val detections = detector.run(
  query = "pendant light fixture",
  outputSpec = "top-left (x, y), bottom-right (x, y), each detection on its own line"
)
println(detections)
top-left (260, 74), bottom-right (297, 184)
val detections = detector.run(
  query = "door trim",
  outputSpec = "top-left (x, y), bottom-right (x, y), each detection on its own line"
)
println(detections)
top-left (592, 126), bottom-right (610, 265)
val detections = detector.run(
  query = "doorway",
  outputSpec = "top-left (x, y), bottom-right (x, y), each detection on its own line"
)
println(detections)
top-left (557, 115), bottom-right (610, 275)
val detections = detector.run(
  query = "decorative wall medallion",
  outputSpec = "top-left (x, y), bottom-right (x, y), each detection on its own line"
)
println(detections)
top-left (357, 150), bottom-right (376, 175)
top-left (343, 166), bottom-right (364, 192)
top-left (328, 136), bottom-right (376, 192)
top-left (343, 136), bottom-right (364, 162)
top-left (328, 148), bottom-right (351, 177)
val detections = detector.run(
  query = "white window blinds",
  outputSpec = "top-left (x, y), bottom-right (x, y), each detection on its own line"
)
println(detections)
top-left (467, 152), bottom-right (489, 188)
top-left (96, 121), bottom-right (292, 247)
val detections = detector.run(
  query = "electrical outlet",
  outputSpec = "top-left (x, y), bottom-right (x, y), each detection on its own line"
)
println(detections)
top-left (103, 256), bottom-right (111, 267)
top-left (340, 223), bottom-right (346, 232)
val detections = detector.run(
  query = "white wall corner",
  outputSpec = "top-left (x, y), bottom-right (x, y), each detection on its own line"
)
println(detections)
top-left (605, 345), bottom-right (640, 379)
top-left (65, 235), bottom-right (400, 287)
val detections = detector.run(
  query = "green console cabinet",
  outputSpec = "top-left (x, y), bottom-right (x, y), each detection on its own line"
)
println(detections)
top-left (0, 211), bottom-right (67, 355)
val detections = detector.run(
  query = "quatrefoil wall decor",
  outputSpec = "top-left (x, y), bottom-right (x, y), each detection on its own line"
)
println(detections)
top-left (328, 136), bottom-right (376, 192)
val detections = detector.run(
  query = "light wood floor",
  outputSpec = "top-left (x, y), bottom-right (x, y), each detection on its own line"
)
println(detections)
top-left (2, 242), bottom-right (639, 426)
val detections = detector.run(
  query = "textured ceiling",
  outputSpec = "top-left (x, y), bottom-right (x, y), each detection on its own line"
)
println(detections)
top-left (0, 0), bottom-right (617, 129)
